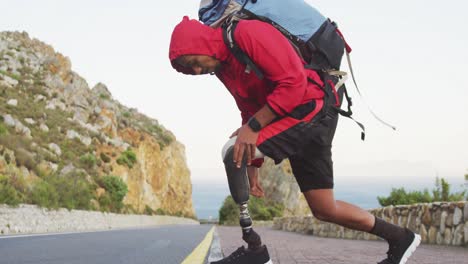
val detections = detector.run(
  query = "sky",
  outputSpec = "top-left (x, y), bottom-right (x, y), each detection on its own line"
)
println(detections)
top-left (1, 0), bottom-right (467, 187)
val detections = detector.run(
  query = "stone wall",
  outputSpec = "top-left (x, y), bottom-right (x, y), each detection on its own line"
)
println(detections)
top-left (0, 204), bottom-right (198, 236)
top-left (273, 202), bottom-right (468, 247)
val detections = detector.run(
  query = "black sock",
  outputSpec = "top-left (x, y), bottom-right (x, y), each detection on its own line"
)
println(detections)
top-left (370, 216), bottom-right (407, 243)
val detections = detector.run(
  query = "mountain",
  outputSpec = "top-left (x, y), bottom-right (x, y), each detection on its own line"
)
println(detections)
top-left (0, 31), bottom-right (194, 217)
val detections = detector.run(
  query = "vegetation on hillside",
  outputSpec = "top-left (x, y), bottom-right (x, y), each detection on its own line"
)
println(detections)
top-left (218, 195), bottom-right (284, 225)
top-left (0, 38), bottom-right (183, 217)
top-left (377, 176), bottom-right (467, 206)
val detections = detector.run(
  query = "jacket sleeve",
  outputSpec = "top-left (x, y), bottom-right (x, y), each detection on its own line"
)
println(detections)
top-left (234, 20), bottom-right (308, 116)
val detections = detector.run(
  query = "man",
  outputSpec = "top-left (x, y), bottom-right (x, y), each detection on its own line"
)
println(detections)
top-left (169, 16), bottom-right (420, 264)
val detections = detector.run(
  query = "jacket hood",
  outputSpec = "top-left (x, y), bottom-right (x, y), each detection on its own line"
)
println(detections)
top-left (169, 16), bottom-right (228, 75)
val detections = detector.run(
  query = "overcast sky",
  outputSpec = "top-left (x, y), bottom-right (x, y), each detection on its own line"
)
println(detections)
top-left (1, 0), bottom-right (467, 185)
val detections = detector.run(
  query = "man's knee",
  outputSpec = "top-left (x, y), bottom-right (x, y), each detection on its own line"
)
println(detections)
top-left (310, 206), bottom-right (336, 222)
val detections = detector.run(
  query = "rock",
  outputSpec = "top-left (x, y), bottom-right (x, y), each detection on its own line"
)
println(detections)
top-left (60, 164), bottom-right (75, 176)
top-left (94, 106), bottom-right (101, 114)
top-left (7, 99), bottom-right (18, 106)
top-left (436, 231), bottom-right (443, 245)
top-left (443, 228), bottom-right (452, 245)
top-left (34, 94), bottom-right (46, 102)
top-left (66, 129), bottom-right (80, 140)
top-left (464, 203), bottom-right (468, 222)
top-left (92, 82), bottom-right (112, 98)
top-left (453, 207), bottom-right (462, 226)
top-left (39, 123), bottom-right (49, 132)
top-left (258, 158), bottom-right (310, 216)
top-left (49, 162), bottom-right (58, 172)
top-left (45, 101), bottom-right (56, 110)
top-left (465, 222), bottom-right (468, 245)
top-left (440, 211), bottom-right (447, 233)
top-left (3, 114), bottom-right (16, 127)
top-left (0, 75), bottom-right (19, 87)
top-left (452, 224), bottom-right (464, 246)
top-left (420, 224), bottom-right (428, 243)
top-left (48, 143), bottom-right (61, 156)
top-left (81, 136), bottom-right (91, 146)
top-left (24, 118), bottom-right (36, 125)
top-left (14, 121), bottom-right (31, 139)
top-left (428, 226), bottom-right (437, 244)
top-left (408, 212), bottom-right (417, 231)
top-left (73, 109), bottom-right (89, 123)
top-left (432, 210), bottom-right (441, 227)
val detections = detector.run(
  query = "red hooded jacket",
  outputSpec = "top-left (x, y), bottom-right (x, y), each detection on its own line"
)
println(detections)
top-left (169, 17), bottom-right (325, 124)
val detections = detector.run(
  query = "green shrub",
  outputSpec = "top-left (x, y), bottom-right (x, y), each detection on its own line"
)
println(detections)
top-left (144, 205), bottom-right (154, 215)
top-left (147, 125), bottom-right (174, 149)
top-left (116, 150), bottom-right (137, 168)
top-left (219, 196), bottom-right (238, 225)
top-left (31, 180), bottom-right (59, 209)
top-left (155, 208), bottom-right (166, 215)
top-left (218, 196), bottom-right (284, 225)
top-left (0, 175), bottom-right (23, 206)
top-left (98, 175), bottom-right (128, 212)
top-left (0, 123), bottom-right (7, 135)
top-left (98, 193), bottom-right (112, 212)
top-left (30, 172), bottom-right (94, 210)
top-left (14, 148), bottom-right (37, 171)
top-left (100, 153), bottom-right (111, 163)
top-left (53, 172), bottom-right (94, 210)
top-left (80, 153), bottom-right (97, 169)
top-left (378, 177), bottom-right (467, 206)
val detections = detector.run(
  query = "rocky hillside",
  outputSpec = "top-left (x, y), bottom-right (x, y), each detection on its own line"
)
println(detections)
top-left (0, 31), bottom-right (195, 218)
top-left (259, 158), bottom-right (310, 216)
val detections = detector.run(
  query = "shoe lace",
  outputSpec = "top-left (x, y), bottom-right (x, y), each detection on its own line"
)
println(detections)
top-left (377, 244), bottom-right (398, 264)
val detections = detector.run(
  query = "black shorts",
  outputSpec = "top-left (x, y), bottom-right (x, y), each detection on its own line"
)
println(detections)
top-left (289, 114), bottom-right (338, 192)
top-left (256, 96), bottom-right (339, 193)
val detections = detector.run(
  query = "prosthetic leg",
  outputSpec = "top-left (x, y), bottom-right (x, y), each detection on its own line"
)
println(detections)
top-left (221, 137), bottom-right (265, 250)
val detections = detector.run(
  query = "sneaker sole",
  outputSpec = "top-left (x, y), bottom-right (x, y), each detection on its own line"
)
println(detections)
top-left (399, 234), bottom-right (421, 264)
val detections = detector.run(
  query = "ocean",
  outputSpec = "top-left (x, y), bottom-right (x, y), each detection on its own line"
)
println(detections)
top-left (191, 177), bottom-right (466, 220)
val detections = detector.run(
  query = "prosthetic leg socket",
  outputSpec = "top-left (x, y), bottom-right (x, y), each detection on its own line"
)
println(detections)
top-left (222, 137), bottom-right (265, 250)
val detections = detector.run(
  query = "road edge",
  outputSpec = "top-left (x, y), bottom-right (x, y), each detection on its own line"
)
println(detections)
top-left (207, 226), bottom-right (224, 263)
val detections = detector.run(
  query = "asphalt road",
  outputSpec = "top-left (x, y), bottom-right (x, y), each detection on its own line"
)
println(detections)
top-left (0, 225), bottom-right (213, 264)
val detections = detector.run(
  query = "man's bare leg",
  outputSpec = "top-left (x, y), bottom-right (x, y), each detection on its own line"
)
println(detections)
top-left (304, 188), bottom-right (421, 264)
top-left (303, 189), bottom-right (374, 231)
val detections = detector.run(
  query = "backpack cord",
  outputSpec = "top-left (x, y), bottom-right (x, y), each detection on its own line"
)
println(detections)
top-left (345, 51), bottom-right (397, 131)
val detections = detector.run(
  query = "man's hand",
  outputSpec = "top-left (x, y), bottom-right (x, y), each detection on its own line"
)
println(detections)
top-left (229, 128), bottom-right (240, 138)
top-left (233, 104), bottom-right (277, 168)
top-left (233, 124), bottom-right (258, 168)
top-left (247, 166), bottom-right (265, 198)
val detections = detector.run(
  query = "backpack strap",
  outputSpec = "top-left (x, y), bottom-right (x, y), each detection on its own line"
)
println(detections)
top-left (222, 21), bottom-right (264, 80)
top-left (312, 70), bottom-right (366, 141)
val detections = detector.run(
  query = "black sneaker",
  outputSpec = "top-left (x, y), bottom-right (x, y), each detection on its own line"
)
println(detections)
top-left (211, 245), bottom-right (272, 264)
top-left (378, 229), bottom-right (421, 264)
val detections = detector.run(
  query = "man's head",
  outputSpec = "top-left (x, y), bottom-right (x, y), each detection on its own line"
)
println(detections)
top-left (169, 16), bottom-right (227, 75)
top-left (174, 55), bottom-right (221, 75)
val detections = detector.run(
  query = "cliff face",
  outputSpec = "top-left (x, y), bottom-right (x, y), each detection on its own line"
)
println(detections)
top-left (0, 31), bottom-right (194, 217)
top-left (259, 158), bottom-right (310, 216)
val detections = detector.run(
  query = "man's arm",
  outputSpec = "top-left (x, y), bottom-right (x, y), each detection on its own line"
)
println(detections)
top-left (233, 104), bottom-right (276, 168)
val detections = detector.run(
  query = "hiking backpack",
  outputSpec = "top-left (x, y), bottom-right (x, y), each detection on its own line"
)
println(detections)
top-left (199, 0), bottom-right (395, 138)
